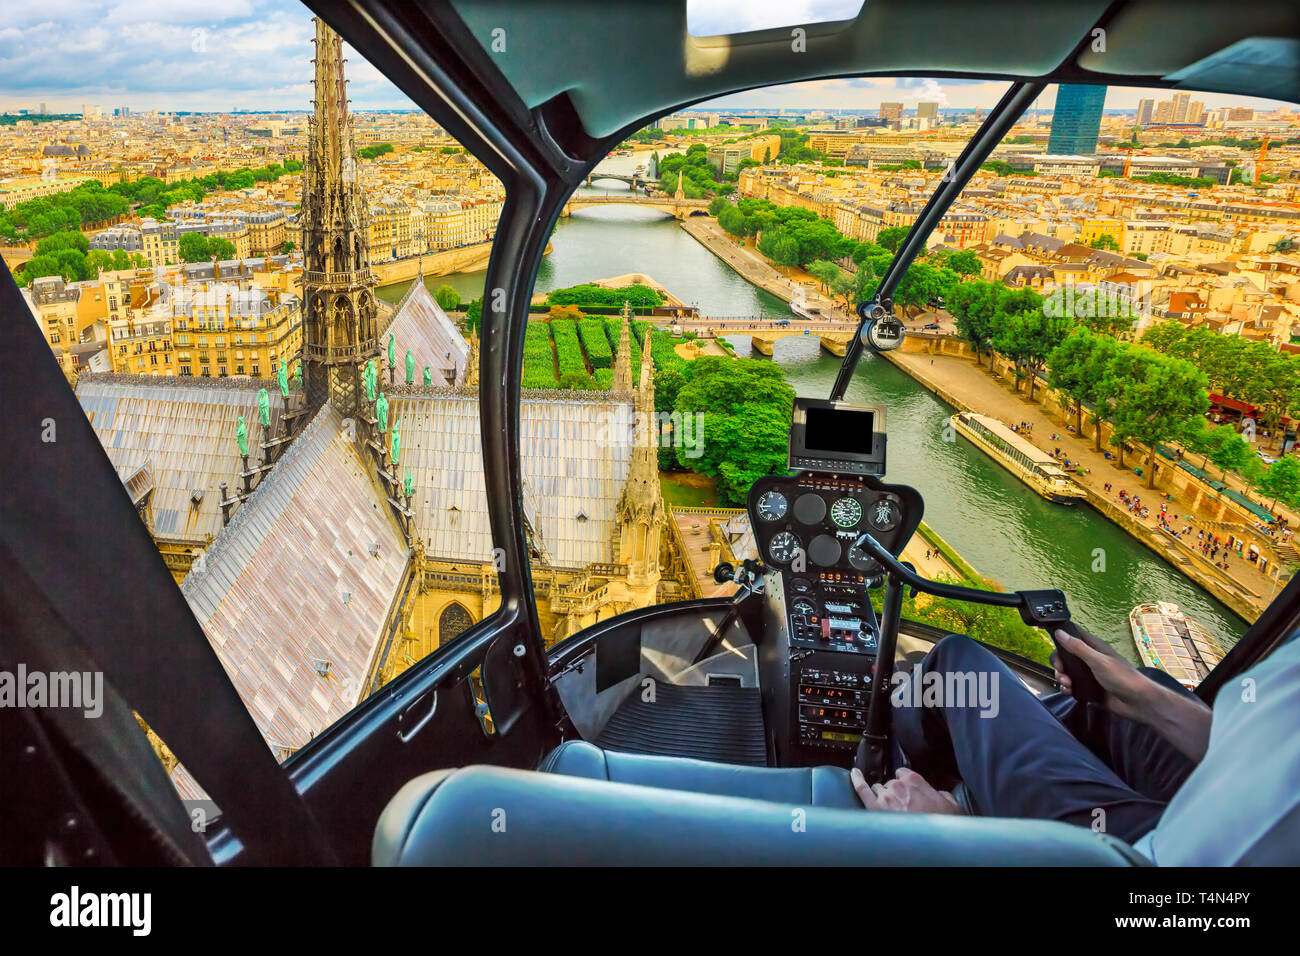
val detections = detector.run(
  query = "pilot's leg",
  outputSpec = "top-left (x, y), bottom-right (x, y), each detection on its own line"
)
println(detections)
top-left (1058, 668), bottom-right (1198, 803)
top-left (891, 634), bottom-right (1166, 844)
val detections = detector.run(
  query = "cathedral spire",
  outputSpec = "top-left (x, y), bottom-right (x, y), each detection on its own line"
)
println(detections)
top-left (300, 17), bottom-right (380, 419)
top-left (610, 300), bottom-right (633, 393)
top-left (616, 325), bottom-right (664, 594)
top-left (636, 326), bottom-right (656, 415)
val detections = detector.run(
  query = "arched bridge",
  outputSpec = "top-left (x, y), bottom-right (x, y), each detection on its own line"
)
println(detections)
top-left (584, 172), bottom-right (659, 188)
top-left (665, 316), bottom-right (859, 357)
top-left (561, 194), bottom-right (711, 220)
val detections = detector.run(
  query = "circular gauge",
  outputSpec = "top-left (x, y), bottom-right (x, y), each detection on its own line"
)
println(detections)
top-left (867, 496), bottom-right (902, 532)
top-left (755, 489), bottom-right (788, 522)
top-left (830, 496), bottom-right (863, 529)
top-left (793, 493), bottom-right (827, 525)
top-left (789, 577), bottom-right (813, 595)
top-left (863, 314), bottom-right (906, 352)
top-left (791, 598), bottom-right (817, 617)
top-left (809, 534), bottom-right (842, 567)
top-left (768, 531), bottom-right (802, 565)
top-left (848, 543), bottom-right (882, 575)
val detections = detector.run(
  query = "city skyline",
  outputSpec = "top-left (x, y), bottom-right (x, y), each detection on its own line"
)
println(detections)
top-left (1, 2), bottom-right (1295, 115)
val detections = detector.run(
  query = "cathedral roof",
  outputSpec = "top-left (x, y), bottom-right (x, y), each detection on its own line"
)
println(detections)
top-left (381, 280), bottom-right (470, 385)
top-left (76, 375), bottom-right (284, 544)
top-left (389, 388), bottom-right (634, 568)
top-left (180, 403), bottom-right (409, 757)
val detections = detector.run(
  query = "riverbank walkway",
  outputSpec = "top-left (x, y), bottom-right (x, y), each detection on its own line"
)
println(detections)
top-left (681, 217), bottom-right (850, 318)
top-left (889, 349), bottom-right (1279, 622)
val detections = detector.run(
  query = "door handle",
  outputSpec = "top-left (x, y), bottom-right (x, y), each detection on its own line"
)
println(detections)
top-left (396, 689), bottom-right (437, 743)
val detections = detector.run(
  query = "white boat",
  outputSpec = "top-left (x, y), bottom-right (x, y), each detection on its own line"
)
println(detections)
top-left (1129, 602), bottom-right (1226, 689)
top-left (790, 300), bottom-right (820, 321)
top-left (949, 412), bottom-right (1085, 504)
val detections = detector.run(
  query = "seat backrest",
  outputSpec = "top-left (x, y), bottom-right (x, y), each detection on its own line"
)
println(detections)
top-left (373, 764), bottom-right (1148, 866)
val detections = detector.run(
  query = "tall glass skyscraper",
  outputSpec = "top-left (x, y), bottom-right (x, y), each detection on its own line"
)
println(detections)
top-left (1047, 84), bottom-right (1107, 155)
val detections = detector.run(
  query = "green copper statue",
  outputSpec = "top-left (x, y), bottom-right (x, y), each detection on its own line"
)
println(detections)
top-left (403, 470), bottom-right (414, 497)
top-left (405, 349), bottom-right (415, 385)
top-left (291, 361), bottom-right (302, 390)
top-left (257, 388), bottom-right (270, 427)
top-left (277, 358), bottom-right (289, 399)
top-left (390, 417), bottom-right (402, 465)
top-left (422, 365), bottom-right (433, 387)
top-left (364, 359), bottom-right (377, 402)
top-left (235, 415), bottom-right (248, 457)
top-left (376, 392), bottom-right (389, 434)
top-left (387, 332), bottom-right (396, 369)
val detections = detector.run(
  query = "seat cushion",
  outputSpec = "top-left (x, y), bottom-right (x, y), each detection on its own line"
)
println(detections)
top-left (540, 739), bottom-right (861, 809)
top-left (373, 764), bottom-right (1148, 866)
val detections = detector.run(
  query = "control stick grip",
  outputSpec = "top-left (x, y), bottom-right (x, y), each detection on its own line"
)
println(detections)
top-left (1051, 620), bottom-right (1106, 705)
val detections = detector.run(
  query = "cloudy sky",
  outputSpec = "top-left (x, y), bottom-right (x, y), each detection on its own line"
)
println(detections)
top-left (0, 0), bottom-right (1291, 115)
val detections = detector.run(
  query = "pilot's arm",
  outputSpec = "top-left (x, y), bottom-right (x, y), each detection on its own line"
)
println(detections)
top-left (1054, 627), bottom-right (1213, 762)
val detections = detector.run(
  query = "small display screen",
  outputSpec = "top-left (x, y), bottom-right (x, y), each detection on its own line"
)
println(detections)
top-left (821, 731), bottom-right (860, 742)
top-left (805, 407), bottom-right (875, 455)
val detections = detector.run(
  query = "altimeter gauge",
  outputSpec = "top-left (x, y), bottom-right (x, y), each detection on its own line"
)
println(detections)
top-left (768, 531), bottom-right (802, 565)
top-left (830, 496), bottom-right (863, 529)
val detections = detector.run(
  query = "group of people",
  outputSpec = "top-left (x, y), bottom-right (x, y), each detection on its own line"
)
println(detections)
top-left (1252, 519), bottom-right (1294, 544)
top-left (1049, 446), bottom-right (1087, 475)
top-left (1009, 421), bottom-right (1034, 435)
top-left (1112, 487), bottom-right (1151, 520)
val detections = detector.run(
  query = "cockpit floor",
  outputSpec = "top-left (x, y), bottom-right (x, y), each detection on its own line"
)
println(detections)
top-left (595, 681), bottom-right (768, 766)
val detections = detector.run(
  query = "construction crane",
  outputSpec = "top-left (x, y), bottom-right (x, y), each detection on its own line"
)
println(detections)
top-left (1254, 137), bottom-right (1274, 184)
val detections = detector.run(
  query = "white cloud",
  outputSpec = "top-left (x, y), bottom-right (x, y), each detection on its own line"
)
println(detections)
top-left (0, 1), bottom-right (1292, 116)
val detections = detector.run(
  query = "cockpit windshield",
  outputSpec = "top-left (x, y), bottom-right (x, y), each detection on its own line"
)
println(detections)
top-left (5, 0), bottom-right (1299, 873)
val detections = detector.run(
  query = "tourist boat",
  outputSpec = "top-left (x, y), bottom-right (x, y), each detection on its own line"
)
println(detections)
top-left (790, 300), bottom-right (820, 321)
top-left (7, 0), bottom-right (1286, 872)
top-left (950, 412), bottom-right (1085, 504)
top-left (1129, 602), bottom-right (1226, 690)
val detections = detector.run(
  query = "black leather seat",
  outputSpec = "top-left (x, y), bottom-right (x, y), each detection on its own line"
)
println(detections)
top-left (372, 764), bottom-right (1147, 866)
top-left (540, 739), bottom-right (861, 809)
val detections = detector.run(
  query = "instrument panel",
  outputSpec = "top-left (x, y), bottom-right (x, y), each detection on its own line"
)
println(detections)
top-left (749, 471), bottom-right (924, 761)
top-left (747, 473), bottom-right (921, 583)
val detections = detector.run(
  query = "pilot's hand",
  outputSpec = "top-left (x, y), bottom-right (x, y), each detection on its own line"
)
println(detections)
top-left (851, 767), bottom-right (964, 815)
top-left (1053, 626), bottom-right (1149, 722)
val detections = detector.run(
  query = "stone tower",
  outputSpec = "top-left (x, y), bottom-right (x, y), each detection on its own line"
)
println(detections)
top-left (300, 17), bottom-right (379, 418)
top-left (463, 330), bottom-right (480, 390)
top-left (616, 328), bottom-right (665, 599)
top-left (610, 300), bottom-right (634, 394)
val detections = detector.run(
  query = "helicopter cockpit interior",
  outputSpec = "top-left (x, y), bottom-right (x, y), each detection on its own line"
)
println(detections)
top-left (3, 0), bottom-right (1299, 872)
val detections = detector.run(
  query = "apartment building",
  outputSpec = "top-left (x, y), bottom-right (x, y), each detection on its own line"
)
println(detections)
top-left (141, 218), bottom-right (180, 266)
top-left (239, 211), bottom-right (289, 257)
top-left (109, 315), bottom-right (175, 375)
top-left (170, 277), bottom-right (302, 379)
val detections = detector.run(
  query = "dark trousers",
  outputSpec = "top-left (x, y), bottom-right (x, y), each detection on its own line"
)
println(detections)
top-left (891, 635), bottom-right (1197, 844)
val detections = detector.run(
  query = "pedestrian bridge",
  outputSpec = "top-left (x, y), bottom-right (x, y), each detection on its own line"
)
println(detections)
top-left (561, 194), bottom-right (711, 220)
top-left (584, 172), bottom-right (659, 188)
top-left (667, 317), bottom-right (858, 357)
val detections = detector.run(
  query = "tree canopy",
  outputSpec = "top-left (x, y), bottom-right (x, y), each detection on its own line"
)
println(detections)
top-left (669, 356), bottom-right (795, 505)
